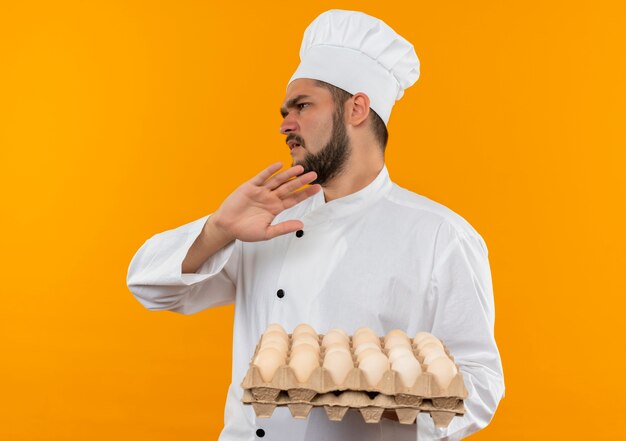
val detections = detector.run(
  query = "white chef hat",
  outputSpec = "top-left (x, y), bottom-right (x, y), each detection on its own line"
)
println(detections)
top-left (288, 9), bottom-right (420, 125)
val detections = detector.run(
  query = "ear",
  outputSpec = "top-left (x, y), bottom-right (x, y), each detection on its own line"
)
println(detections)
top-left (346, 92), bottom-right (371, 126)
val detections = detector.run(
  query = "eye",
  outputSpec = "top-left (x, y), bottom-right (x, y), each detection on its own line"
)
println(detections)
top-left (297, 103), bottom-right (311, 110)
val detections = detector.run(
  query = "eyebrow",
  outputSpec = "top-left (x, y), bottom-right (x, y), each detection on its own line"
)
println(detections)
top-left (280, 95), bottom-right (311, 118)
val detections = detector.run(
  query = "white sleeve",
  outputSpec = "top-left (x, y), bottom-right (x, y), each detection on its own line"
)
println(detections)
top-left (126, 214), bottom-right (239, 315)
top-left (417, 222), bottom-right (505, 441)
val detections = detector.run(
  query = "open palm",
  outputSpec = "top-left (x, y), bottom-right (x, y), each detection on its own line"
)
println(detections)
top-left (211, 162), bottom-right (321, 242)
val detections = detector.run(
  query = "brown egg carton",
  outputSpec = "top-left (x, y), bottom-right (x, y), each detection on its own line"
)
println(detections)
top-left (240, 334), bottom-right (467, 427)
top-left (242, 362), bottom-right (467, 404)
top-left (241, 388), bottom-right (463, 428)
top-left (242, 335), bottom-right (467, 399)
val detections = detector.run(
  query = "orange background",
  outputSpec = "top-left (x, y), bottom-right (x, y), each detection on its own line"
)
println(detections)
top-left (1, 1), bottom-right (624, 439)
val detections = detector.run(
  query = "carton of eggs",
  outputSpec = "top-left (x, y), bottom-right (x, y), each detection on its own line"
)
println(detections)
top-left (243, 324), bottom-right (468, 429)
top-left (252, 325), bottom-right (462, 389)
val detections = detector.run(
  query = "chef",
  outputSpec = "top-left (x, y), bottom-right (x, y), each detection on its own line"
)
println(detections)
top-left (127, 9), bottom-right (504, 441)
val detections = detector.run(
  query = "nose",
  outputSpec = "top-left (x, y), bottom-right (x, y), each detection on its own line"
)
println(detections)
top-left (279, 113), bottom-right (298, 135)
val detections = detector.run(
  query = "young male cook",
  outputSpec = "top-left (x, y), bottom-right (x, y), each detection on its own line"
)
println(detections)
top-left (127, 9), bottom-right (504, 441)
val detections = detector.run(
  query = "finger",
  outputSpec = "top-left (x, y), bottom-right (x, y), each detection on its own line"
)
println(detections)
top-left (275, 171), bottom-right (318, 198)
top-left (282, 184), bottom-right (322, 209)
top-left (250, 162), bottom-right (283, 186)
top-left (265, 220), bottom-right (304, 240)
top-left (263, 164), bottom-right (305, 190)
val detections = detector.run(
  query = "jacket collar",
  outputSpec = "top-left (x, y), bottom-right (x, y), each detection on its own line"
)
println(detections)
top-left (302, 164), bottom-right (393, 223)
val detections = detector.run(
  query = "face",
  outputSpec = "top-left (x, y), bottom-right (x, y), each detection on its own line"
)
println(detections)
top-left (280, 79), bottom-right (351, 186)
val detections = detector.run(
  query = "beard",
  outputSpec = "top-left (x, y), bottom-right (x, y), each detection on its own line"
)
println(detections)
top-left (292, 108), bottom-right (350, 187)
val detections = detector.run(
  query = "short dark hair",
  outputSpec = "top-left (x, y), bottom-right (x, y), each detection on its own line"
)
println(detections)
top-left (314, 80), bottom-right (389, 152)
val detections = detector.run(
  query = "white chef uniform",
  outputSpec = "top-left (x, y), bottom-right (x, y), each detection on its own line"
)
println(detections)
top-left (127, 164), bottom-right (505, 440)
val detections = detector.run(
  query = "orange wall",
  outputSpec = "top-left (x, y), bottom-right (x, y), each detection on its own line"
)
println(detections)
top-left (1, 1), bottom-right (624, 439)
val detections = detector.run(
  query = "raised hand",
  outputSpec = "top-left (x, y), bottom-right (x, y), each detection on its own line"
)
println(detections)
top-left (208, 162), bottom-right (321, 242)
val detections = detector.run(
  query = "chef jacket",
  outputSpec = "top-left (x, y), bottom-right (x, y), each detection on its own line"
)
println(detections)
top-left (127, 164), bottom-right (505, 441)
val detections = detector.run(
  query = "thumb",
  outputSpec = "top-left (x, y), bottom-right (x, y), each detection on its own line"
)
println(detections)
top-left (265, 220), bottom-right (304, 240)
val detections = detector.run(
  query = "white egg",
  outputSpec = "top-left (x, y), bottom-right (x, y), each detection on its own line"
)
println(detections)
top-left (356, 348), bottom-right (382, 363)
top-left (324, 345), bottom-right (352, 358)
top-left (293, 331), bottom-right (320, 344)
top-left (384, 335), bottom-right (412, 351)
top-left (289, 348), bottom-right (320, 383)
top-left (291, 340), bottom-right (320, 355)
top-left (353, 332), bottom-right (381, 349)
top-left (263, 330), bottom-right (290, 345)
top-left (391, 354), bottom-right (422, 387)
top-left (422, 350), bottom-right (448, 366)
top-left (354, 326), bottom-right (374, 334)
top-left (384, 329), bottom-right (408, 344)
top-left (354, 342), bottom-right (381, 356)
top-left (358, 352), bottom-right (390, 387)
top-left (293, 332), bottom-right (320, 346)
top-left (292, 323), bottom-right (318, 338)
top-left (265, 323), bottom-right (287, 335)
top-left (326, 328), bottom-right (350, 340)
top-left (323, 339), bottom-right (351, 353)
top-left (261, 334), bottom-right (289, 353)
top-left (322, 330), bottom-right (350, 348)
top-left (416, 336), bottom-right (444, 352)
top-left (426, 357), bottom-right (458, 389)
top-left (387, 346), bottom-right (416, 364)
top-left (328, 327), bottom-right (348, 337)
top-left (259, 339), bottom-right (288, 356)
top-left (419, 341), bottom-right (445, 357)
top-left (392, 353), bottom-right (421, 370)
top-left (291, 342), bottom-right (320, 360)
top-left (413, 331), bottom-right (436, 345)
top-left (354, 326), bottom-right (378, 339)
top-left (322, 350), bottom-right (353, 385)
top-left (253, 347), bottom-right (285, 382)
top-left (257, 346), bottom-right (286, 361)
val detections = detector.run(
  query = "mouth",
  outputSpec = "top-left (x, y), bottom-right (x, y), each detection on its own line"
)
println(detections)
top-left (286, 137), bottom-right (304, 150)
